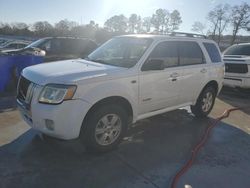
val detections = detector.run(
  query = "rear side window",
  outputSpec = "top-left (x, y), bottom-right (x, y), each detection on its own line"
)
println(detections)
top-left (149, 41), bottom-right (178, 68)
top-left (203, 42), bottom-right (221, 63)
top-left (179, 41), bottom-right (204, 66)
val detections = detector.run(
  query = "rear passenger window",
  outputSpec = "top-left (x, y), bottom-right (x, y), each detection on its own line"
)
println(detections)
top-left (179, 41), bottom-right (204, 66)
top-left (149, 41), bottom-right (178, 68)
top-left (203, 42), bottom-right (221, 63)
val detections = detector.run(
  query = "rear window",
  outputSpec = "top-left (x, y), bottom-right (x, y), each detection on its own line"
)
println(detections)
top-left (203, 42), bottom-right (221, 63)
top-left (179, 41), bottom-right (204, 66)
top-left (224, 45), bottom-right (250, 56)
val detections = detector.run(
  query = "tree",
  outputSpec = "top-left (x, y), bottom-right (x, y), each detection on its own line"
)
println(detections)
top-left (230, 2), bottom-right (250, 44)
top-left (191, 21), bottom-right (206, 34)
top-left (104, 15), bottom-right (128, 33)
top-left (142, 17), bottom-right (151, 33)
top-left (151, 9), bottom-right (168, 33)
top-left (55, 19), bottom-right (77, 36)
top-left (207, 4), bottom-right (231, 44)
top-left (150, 9), bottom-right (182, 34)
top-left (128, 14), bottom-right (138, 33)
top-left (135, 16), bottom-right (143, 33)
top-left (33, 21), bottom-right (54, 36)
top-left (169, 10), bottom-right (182, 32)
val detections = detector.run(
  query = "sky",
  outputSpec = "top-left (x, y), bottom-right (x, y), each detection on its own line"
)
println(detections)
top-left (0, 0), bottom-right (249, 35)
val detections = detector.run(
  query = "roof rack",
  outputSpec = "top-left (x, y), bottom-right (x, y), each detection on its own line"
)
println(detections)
top-left (169, 32), bottom-right (207, 39)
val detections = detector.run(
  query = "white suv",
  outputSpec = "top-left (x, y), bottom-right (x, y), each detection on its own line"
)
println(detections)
top-left (17, 34), bottom-right (224, 152)
top-left (223, 43), bottom-right (250, 89)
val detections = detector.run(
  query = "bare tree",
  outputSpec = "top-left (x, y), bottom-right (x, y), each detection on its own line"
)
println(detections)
top-left (33, 21), bottom-right (54, 36)
top-left (191, 21), bottom-right (206, 34)
top-left (207, 4), bottom-right (231, 45)
top-left (55, 19), bottom-right (78, 36)
top-left (230, 2), bottom-right (250, 44)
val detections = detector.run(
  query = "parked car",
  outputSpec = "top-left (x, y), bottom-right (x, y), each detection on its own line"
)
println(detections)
top-left (17, 33), bottom-right (224, 152)
top-left (223, 43), bottom-right (250, 89)
top-left (17, 37), bottom-right (98, 62)
top-left (0, 41), bottom-right (30, 50)
top-left (0, 37), bottom-right (97, 93)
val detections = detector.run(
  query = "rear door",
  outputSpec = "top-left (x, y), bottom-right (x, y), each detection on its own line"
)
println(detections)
top-left (177, 41), bottom-right (209, 104)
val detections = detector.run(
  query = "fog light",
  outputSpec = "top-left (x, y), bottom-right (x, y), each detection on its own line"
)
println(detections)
top-left (45, 119), bottom-right (54, 131)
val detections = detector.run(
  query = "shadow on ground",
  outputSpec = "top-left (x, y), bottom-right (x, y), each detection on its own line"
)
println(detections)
top-left (219, 87), bottom-right (250, 115)
top-left (0, 109), bottom-right (250, 188)
top-left (0, 96), bottom-right (16, 112)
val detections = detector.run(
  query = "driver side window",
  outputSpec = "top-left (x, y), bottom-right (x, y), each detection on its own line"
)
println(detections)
top-left (148, 41), bottom-right (179, 68)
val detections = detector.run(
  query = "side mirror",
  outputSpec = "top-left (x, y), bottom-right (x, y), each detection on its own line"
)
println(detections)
top-left (141, 58), bottom-right (165, 71)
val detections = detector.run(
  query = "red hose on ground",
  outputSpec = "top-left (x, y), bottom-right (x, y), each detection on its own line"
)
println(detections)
top-left (170, 107), bottom-right (247, 188)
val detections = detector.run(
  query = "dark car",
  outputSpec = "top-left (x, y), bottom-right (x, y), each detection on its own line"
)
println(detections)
top-left (0, 37), bottom-right (98, 94)
top-left (23, 37), bottom-right (98, 62)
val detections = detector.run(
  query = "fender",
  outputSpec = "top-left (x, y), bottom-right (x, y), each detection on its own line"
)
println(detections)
top-left (75, 77), bottom-right (139, 123)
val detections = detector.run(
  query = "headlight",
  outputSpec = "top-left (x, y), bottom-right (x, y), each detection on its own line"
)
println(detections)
top-left (39, 84), bottom-right (77, 104)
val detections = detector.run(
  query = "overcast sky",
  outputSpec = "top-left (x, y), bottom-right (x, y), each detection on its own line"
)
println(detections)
top-left (0, 0), bottom-right (249, 35)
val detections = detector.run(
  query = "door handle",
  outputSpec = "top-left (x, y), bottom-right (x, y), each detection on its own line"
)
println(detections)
top-left (200, 68), bottom-right (207, 73)
top-left (170, 72), bottom-right (179, 78)
top-left (170, 72), bottom-right (179, 81)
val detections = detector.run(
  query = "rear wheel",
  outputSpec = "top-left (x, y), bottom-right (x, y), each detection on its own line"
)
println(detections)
top-left (81, 104), bottom-right (128, 152)
top-left (191, 87), bottom-right (216, 118)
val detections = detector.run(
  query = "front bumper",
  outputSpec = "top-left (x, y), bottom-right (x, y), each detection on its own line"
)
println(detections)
top-left (18, 95), bottom-right (92, 140)
top-left (223, 76), bottom-right (250, 89)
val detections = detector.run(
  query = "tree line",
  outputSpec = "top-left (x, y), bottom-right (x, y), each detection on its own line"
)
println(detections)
top-left (0, 2), bottom-right (249, 45)
top-left (0, 8), bottom-right (182, 44)
top-left (192, 2), bottom-right (250, 45)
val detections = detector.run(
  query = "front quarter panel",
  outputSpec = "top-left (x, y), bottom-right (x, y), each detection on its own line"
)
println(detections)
top-left (75, 75), bottom-right (139, 122)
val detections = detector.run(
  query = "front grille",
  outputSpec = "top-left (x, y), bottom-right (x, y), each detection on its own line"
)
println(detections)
top-left (225, 63), bottom-right (248, 74)
top-left (17, 76), bottom-right (35, 104)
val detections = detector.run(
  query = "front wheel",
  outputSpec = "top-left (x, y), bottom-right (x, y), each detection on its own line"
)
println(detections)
top-left (81, 104), bottom-right (128, 152)
top-left (191, 87), bottom-right (216, 118)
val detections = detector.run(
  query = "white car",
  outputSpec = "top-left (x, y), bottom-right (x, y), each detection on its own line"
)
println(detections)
top-left (223, 43), bottom-right (250, 89)
top-left (17, 34), bottom-right (224, 152)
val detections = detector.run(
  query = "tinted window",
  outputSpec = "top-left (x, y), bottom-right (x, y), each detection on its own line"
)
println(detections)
top-left (203, 42), bottom-right (222, 63)
top-left (224, 44), bottom-right (250, 56)
top-left (149, 41), bottom-right (178, 68)
top-left (179, 41), bottom-right (204, 66)
top-left (50, 39), bottom-right (61, 52)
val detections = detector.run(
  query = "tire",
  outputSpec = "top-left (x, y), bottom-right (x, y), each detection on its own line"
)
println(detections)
top-left (191, 86), bottom-right (216, 118)
top-left (81, 104), bottom-right (128, 152)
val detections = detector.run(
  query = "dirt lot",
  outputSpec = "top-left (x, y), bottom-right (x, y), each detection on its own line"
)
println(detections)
top-left (0, 88), bottom-right (249, 188)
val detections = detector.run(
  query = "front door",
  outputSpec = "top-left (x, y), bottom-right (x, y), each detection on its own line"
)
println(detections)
top-left (139, 41), bottom-right (182, 114)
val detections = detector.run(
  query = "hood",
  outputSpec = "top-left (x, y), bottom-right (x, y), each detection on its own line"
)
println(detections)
top-left (22, 59), bottom-right (125, 85)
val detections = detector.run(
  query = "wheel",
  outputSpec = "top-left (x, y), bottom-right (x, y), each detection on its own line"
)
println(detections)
top-left (191, 87), bottom-right (216, 118)
top-left (81, 104), bottom-right (128, 152)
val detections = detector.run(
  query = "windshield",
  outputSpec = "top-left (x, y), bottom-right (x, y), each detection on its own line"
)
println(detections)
top-left (25, 38), bottom-right (49, 49)
top-left (224, 44), bottom-right (250, 56)
top-left (87, 37), bottom-right (152, 68)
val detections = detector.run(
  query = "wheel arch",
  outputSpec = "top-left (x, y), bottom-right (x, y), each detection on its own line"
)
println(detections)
top-left (81, 96), bottom-right (134, 130)
top-left (203, 80), bottom-right (219, 95)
